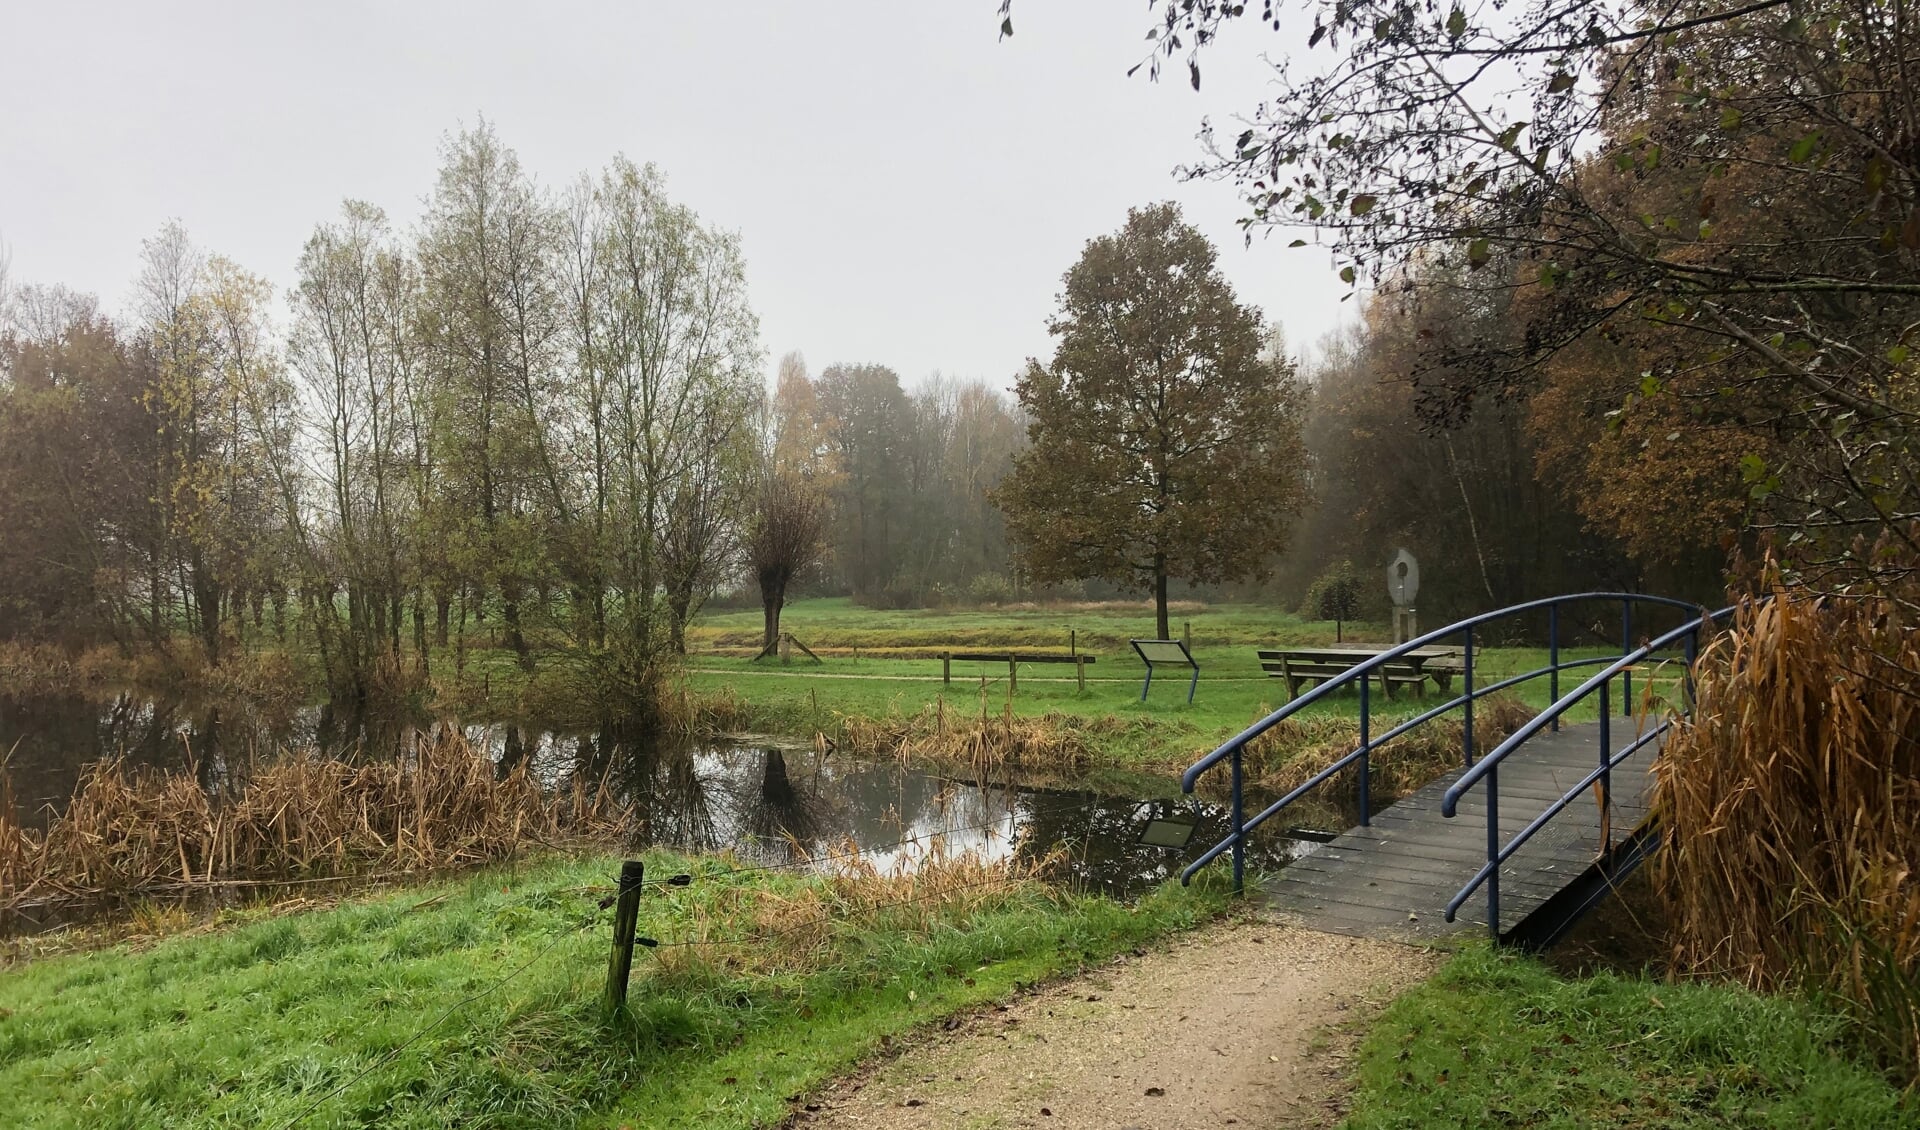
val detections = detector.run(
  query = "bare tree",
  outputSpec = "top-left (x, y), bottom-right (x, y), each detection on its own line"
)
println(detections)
top-left (749, 465), bottom-right (829, 654)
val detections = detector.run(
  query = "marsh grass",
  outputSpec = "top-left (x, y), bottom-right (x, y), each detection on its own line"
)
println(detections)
top-left (1, 729), bottom-right (628, 919)
top-left (1244, 693), bottom-right (1536, 807)
top-left (1656, 586), bottom-right (1920, 1082)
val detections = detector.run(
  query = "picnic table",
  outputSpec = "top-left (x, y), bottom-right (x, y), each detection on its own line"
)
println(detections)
top-left (1257, 645), bottom-right (1460, 700)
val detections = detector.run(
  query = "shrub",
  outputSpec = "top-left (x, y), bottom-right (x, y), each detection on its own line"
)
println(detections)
top-left (966, 572), bottom-right (1015, 605)
top-left (1302, 559), bottom-right (1365, 641)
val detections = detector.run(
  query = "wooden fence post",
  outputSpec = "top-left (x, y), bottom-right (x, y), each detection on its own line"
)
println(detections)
top-left (1076, 654), bottom-right (1086, 694)
top-left (943, 652), bottom-right (951, 685)
top-left (605, 859), bottom-right (645, 1011)
top-left (1008, 656), bottom-right (1017, 694)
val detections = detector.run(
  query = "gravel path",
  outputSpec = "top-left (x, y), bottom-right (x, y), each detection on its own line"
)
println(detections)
top-left (789, 919), bottom-right (1437, 1130)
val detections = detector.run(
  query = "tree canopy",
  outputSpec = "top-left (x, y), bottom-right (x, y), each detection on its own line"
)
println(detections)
top-left (996, 202), bottom-right (1308, 638)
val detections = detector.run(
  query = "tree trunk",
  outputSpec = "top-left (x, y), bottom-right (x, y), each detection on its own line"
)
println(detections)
top-left (412, 596), bottom-right (429, 676)
top-left (501, 581), bottom-right (532, 672)
top-left (759, 570), bottom-right (787, 650)
top-left (435, 591), bottom-right (451, 648)
top-left (667, 585), bottom-right (693, 655)
top-left (1154, 558), bottom-right (1170, 641)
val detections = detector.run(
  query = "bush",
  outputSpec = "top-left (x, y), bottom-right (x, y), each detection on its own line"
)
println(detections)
top-left (1302, 560), bottom-right (1365, 640)
top-left (966, 573), bottom-right (1015, 605)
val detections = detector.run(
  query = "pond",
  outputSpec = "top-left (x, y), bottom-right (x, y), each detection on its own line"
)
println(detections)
top-left (1, 690), bottom-right (1326, 913)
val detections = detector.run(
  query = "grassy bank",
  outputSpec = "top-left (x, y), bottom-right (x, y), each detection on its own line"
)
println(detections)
top-left (0, 849), bottom-right (1230, 1129)
top-left (1344, 947), bottom-right (1910, 1128)
top-left (675, 599), bottom-right (1669, 775)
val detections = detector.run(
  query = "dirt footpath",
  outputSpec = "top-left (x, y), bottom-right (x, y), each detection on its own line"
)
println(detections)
top-left (792, 920), bottom-right (1438, 1130)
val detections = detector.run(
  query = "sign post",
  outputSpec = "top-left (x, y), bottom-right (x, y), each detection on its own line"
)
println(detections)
top-left (1131, 638), bottom-right (1200, 703)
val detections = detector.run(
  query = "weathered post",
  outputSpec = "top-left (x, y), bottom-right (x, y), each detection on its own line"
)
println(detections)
top-left (1008, 656), bottom-right (1018, 694)
top-left (1076, 654), bottom-right (1086, 694)
top-left (605, 860), bottom-right (645, 1012)
top-left (943, 651), bottom-right (951, 685)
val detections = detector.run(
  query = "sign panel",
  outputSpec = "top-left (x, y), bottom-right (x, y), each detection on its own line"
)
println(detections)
top-left (1387, 548), bottom-right (1421, 607)
top-left (1133, 639), bottom-right (1195, 666)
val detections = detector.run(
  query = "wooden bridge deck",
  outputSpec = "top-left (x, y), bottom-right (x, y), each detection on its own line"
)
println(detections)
top-left (1260, 717), bottom-right (1659, 943)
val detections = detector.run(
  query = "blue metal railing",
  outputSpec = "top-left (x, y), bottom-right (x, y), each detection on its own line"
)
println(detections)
top-left (1440, 606), bottom-right (1733, 937)
top-left (1180, 592), bottom-right (1707, 893)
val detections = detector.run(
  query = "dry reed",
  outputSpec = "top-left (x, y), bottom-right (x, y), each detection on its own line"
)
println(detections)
top-left (0, 729), bottom-right (629, 917)
top-left (650, 842), bottom-right (1039, 979)
top-left (1656, 587), bottom-right (1920, 1081)
top-left (836, 703), bottom-right (1096, 777)
top-left (1245, 694), bottom-right (1536, 805)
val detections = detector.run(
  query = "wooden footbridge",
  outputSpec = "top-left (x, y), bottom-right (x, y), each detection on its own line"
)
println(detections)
top-left (1181, 594), bottom-right (1727, 948)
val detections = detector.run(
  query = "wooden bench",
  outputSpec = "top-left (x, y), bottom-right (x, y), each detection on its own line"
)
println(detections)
top-left (1257, 646), bottom-right (1458, 701)
top-left (942, 651), bottom-right (1095, 692)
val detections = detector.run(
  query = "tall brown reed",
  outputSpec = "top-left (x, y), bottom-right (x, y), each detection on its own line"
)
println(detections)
top-left (1655, 588), bottom-right (1920, 1081)
top-left (1, 730), bottom-right (629, 915)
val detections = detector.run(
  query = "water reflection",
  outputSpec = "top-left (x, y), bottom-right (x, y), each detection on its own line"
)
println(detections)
top-left (1, 691), bottom-right (1318, 900)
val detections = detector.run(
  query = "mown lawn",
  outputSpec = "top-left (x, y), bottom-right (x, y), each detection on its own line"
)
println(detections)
top-left (1344, 947), bottom-right (1911, 1129)
top-left (676, 598), bottom-right (1685, 772)
top-left (0, 851), bottom-right (1228, 1130)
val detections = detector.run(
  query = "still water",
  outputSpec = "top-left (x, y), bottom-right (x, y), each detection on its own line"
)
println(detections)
top-left (1, 691), bottom-right (1321, 902)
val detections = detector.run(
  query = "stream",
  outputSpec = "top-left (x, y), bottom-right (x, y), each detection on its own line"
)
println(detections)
top-left (1, 690), bottom-right (1325, 911)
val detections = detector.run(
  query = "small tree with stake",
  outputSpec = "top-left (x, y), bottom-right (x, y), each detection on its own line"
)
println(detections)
top-left (749, 465), bottom-right (829, 657)
top-left (1309, 560), bottom-right (1364, 643)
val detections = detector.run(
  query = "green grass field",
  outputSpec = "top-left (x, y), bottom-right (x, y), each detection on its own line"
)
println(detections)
top-left (677, 598), bottom-right (1685, 773)
top-left (1346, 947), bottom-right (1910, 1128)
top-left (0, 851), bottom-right (1229, 1130)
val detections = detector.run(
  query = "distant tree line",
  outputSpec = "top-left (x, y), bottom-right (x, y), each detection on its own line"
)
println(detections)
top-left (762, 353), bottom-right (1027, 610)
top-left (0, 121), bottom-right (1039, 703)
top-left (0, 121), bottom-right (768, 708)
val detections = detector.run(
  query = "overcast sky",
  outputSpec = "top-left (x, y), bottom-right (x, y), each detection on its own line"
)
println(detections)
top-left (0, 1), bottom-right (1351, 389)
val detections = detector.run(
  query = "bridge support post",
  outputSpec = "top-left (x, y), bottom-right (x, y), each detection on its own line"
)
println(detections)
top-left (1231, 746), bottom-right (1245, 895)
top-left (1621, 600), bottom-right (1634, 705)
top-left (1599, 680), bottom-right (1612, 845)
top-left (1485, 764), bottom-right (1500, 941)
top-left (1548, 606), bottom-right (1560, 733)
top-left (1462, 625), bottom-right (1476, 768)
top-left (1358, 676), bottom-right (1371, 826)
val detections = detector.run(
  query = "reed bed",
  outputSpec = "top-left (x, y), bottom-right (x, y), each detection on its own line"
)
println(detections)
top-left (1655, 588), bottom-right (1920, 1081)
top-left (649, 842), bottom-right (1044, 980)
top-left (836, 702), bottom-right (1097, 777)
top-left (0, 729), bottom-right (629, 917)
top-left (1246, 694), bottom-right (1536, 806)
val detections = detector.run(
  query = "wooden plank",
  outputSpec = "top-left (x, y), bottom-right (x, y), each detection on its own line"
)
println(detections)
top-left (1253, 716), bottom-right (1664, 940)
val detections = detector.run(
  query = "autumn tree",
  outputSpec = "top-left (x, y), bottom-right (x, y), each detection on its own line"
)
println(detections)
top-left (1041, 0), bottom-right (1920, 591)
top-left (995, 202), bottom-right (1308, 639)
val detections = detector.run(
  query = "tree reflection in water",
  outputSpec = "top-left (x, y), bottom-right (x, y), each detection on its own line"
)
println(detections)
top-left (5, 691), bottom-right (1326, 898)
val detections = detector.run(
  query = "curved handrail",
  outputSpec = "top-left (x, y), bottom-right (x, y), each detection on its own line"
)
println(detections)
top-left (1181, 592), bottom-right (1701, 791)
top-left (1438, 605), bottom-right (1734, 931)
top-left (1179, 592), bottom-right (1707, 890)
top-left (1441, 609), bottom-right (1731, 817)
top-left (1442, 721), bottom-right (1673, 922)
